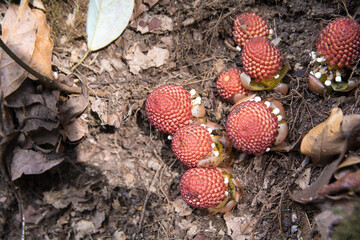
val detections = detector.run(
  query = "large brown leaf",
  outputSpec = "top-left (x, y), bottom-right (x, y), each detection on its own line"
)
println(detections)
top-left (0, 4), bottom-right (36, 97)
top-left (28, 9), bottom-right (54, 80)
top-left (300, 108), bottom-right (360, 164)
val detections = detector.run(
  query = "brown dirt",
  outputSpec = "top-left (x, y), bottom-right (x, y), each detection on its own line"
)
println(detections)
top-left (1, 0), bottom-right (360, 239)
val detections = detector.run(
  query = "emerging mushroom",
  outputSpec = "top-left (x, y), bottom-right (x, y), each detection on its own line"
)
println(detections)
top-left (145, 85), bottom-right (206, 135)
top-left (226, 95), bottom-right (288, 155)
top-left (179, 167), bottom-right (241, 214)
top-left (216, 68), bottom-right (249, 104)
top-left (240, 37), bottom-right (289, 94)
top-left (171, 123), bottom-right (233, 168)
top-left (232, 12), bottom-right (271, 49)
top-left (308, 17), bottom-right (360, 93)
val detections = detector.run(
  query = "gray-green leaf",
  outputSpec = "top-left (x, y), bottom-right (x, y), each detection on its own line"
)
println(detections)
top-left (86, 0), bottom-right (134, 51)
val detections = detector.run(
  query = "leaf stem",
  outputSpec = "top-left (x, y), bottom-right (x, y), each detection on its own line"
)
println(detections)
top-left (71, 49), bottom-right (91, 72)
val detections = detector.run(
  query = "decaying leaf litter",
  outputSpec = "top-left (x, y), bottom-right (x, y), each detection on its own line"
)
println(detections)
top-left (0, 0), bottom-right (360, 239)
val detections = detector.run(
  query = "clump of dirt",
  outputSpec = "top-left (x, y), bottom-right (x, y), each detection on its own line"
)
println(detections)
top-left (0, 0), bottom-right (359, 239)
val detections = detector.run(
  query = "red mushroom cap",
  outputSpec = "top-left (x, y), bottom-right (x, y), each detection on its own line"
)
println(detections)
top-left (242, 37), bottom-right (284, 82)
top-left (316, 17), bottom-right (360, 68)
top-left (232, 13), bottom-right (270, 48)
top-left (179, 168), bottom-right (227, 209)
top-left (226, 99), bottom-right (279, 154)
top-left (145, 85), bottom-right (193, 135)
top-left (216, 68), bottom-right (248, 103)
top-left (172, 124), bottom-right (213, 168)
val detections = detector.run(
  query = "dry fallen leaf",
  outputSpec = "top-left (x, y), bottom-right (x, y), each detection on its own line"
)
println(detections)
top-left (133, 0), bottom-right (160, 19)
top-left (43, 187), bottom-right (88, 209)
top-left (172, 197), bottom-right (193, 217)
top-left (28, 9), bottom-right (54, 80)
top-left (124, 43), bottom-right (169, 74)
top-left (11, 148), bottom-right (63, 181)
top-left (136, 14), bottom-right (173, 34)
top-left (61, 118), bottom-right (88, 142)
top-left (223, 212), bottom-right (256, 240)
top-left (290, 157), bottom-right (342, 204)
top-left (74, 220), bottom-right (97, 240)
top-left (0, 4), bottom-right (36, 97)
top-left (300, 108), bottom-right (360, 164)
top-left (58, 81), bottom-right (89, 125)
top-left (292, 109), bottom-right (360, 203)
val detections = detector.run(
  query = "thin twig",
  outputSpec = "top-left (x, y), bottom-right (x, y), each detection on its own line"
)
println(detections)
top-left (137, 166), bottom-right (162, 234)
top-left (341, 0), bottom-right (351, 18)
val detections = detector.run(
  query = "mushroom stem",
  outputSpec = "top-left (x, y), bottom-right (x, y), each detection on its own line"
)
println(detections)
top-left (308, 73), bottom-right (326, 94)
top-left (191, 104), bottom-right (206, 118)
top-left (274, 122), bottom-right (288, 145)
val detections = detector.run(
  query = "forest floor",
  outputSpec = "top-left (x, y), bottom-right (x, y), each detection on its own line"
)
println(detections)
top-left (1, 0), bottom-right (360, 239)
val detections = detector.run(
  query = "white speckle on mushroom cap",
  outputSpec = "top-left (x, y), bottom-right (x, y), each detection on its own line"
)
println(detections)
top-left (264, 101), bottom-right (271, 108)
top-left (314, 72), bottom-right (322, 79)
top-left (316, 57), bottom-right (326, 63)
top-left (191, 96), bottom-right (202, 105)
top-left (310, 51), bottom-right (317, 59)
top-left (254, 96), bottom-right (262, 102)
top-left (272, 108), bottom-right (280, 115)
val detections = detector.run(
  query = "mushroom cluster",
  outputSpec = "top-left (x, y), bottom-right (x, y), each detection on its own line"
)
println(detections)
top-left (308, 17), bottom-right (360, 93)
top-left (145, 84), bottom-right (241, 214)
top-left (231, 12), bottom-right (289, 94)
top-left (144, 12), bottom-right (359, 215)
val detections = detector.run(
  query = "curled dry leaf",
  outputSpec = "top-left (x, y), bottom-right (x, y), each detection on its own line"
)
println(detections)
top-left (300, 108), bottom-right (360, 164)
top-left (319, 169), bottom-right (360, 196)
top-left (0, 3), bottom-right (36, 97)
top-left (334, 155), bottom-right (360, 180)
